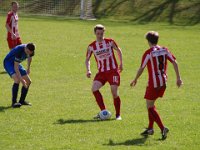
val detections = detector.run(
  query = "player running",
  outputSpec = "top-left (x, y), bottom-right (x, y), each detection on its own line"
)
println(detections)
top-left (130, 31), bottom-right (183, 140)
top-left (85, 24), bottom-right (123, 120)
top-left (6, 1), bottom-right (22, 50)
top-left (4, 43), bottom-right (35, 108)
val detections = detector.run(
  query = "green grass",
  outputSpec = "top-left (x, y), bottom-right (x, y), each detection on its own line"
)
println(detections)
top-left (0, 16), bottom-right (200, 150)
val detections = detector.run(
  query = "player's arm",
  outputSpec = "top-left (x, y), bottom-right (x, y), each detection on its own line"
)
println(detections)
top-left (130, 67), bottom-right (145, 87)
top-left (27, 57), bottom-right (32, 74)
top-left (5, 23), bottom-right (12, 34)
top-left (85, 46), bottom-right (92, 78)
top-left (5, 14), bottom-right (16, 39)
top-left (130, 53), bottom-right (149, 87)
top-left (14, 61), bottom-right (27, 88)
top-left (111, 41), bottom-right (123, 72)
top-left (167, 49), bottom-right (183, 87)
top-left (172, 60), bottom-right (183, 88)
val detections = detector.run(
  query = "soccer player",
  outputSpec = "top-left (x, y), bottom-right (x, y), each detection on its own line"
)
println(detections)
top-left (4, 43), bottom-right (35, 108)
top-left (6, 1), bottom-right (22, 50)
top-left (85, 24), bottom-right (123, 120)
top-left (130, 31), bottom-right (183, 140)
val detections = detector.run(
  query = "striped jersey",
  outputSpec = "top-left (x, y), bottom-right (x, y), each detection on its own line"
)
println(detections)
top-left (87, 38), bottom-right (118, 72)
top-left (6, 11), bottom-right (19, 39)
top-left (141, 45), bottom-right (176, 88)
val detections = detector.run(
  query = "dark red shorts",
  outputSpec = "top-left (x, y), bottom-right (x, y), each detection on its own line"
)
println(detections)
top-left (7, 37), bottom-right (22, 49)
top-left (94, 70), bottom-right (120, 86)
top-left (144, 85), bottom-right (166, 100)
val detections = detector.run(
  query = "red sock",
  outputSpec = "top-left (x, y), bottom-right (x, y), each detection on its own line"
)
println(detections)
top-left (114, 96), bottom-right (121, 117)
top-left (93, 90), bottom-right (105, 111)
top-left (149, 106), bottom-right (164, 131)
top-left (148, 108), bottom-right (154, 129)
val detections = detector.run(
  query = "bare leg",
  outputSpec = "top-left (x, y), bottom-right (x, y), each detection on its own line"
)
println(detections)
top-left (19, 75), bottom-right (32, 105)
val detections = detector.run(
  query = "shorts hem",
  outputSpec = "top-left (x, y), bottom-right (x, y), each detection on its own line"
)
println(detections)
top-left (93, 79), bottom-right (105, 86)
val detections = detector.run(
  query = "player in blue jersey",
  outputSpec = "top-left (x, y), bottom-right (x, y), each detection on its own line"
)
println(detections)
top-left (4, 43), bottom-right (35, 108)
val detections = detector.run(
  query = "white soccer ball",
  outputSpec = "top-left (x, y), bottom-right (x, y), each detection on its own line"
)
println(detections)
top-left (99, 110), bottom-right (112, 120)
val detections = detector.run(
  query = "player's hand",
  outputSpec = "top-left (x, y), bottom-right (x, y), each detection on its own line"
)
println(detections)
top-left (130, 79), bottom-right (137, 87)
top-left (118, 64), bottom-right (123, 73)
top-left (20, 78), bottom-right (28, 88)
top-left (86, 70), bottom-right (92, 78)
top-left (12, 33), bottom-right (17, 40)
top-left (177, 78), bottom-right (183, 88)
top-left (27, 68), bottom-right (30, 75)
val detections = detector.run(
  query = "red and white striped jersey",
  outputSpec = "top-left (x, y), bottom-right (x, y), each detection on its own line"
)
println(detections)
top-left (141, 45), bottom-right (176, 88)
top-left (87, 38), bottom-right (118, 72)
top-left (6, 11), bottom-right (19, 39)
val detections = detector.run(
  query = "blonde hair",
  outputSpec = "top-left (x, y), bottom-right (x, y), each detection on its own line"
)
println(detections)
top-left (94, 24), bottom-right (105, 32)
top-left (11, 1), bottom-right (19, 6)
top-left (145, 31), bottom-right (159, 44)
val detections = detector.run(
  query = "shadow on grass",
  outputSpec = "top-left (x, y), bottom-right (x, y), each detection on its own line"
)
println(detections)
top-left (104, 136), bottom-right (149, 146)
top-left (131, 0), bottom-right (200, 25)
top-left (55, 118), bottom-right (115, 125)
top-left (0, 106), bottom-right (12, 112)
top-left (0, 71), bottom-right (7, 75)
top-left (94, 0), bottom-right (200, 25)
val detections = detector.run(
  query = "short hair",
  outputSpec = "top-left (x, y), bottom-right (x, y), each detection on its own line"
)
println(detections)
top-left (26, 43), bottom-right (35, 51)
top-left (26, 43), bottom-right (35, 57)
top-left (145, 31), bottom-right (159, 44)
top-left (94, 24), bottom-right (105, 33)
top-left (11, 1), bottom-right (19, 6)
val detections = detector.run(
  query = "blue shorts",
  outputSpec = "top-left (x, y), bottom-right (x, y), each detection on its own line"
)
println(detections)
top-left (4, 60), bottom-right (27, 77)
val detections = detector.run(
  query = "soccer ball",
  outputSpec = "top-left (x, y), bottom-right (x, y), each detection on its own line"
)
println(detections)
top-left (99, 110), bottom-right (112, 120)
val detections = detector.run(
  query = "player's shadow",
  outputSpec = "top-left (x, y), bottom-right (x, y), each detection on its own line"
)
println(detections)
top-left (0, 106), bottom-right (12, 112)
top-left (104, 136), bottom-right (148, 146)
top-left (0, 71), bottom-right (7, 75)
top-left (55, 118), bottom-right (115, 125)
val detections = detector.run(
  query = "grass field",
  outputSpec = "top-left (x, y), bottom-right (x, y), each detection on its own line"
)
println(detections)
top-left (0, 16), bottom-right (200, 150)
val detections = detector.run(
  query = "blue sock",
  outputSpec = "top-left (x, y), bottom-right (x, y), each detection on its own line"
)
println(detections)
top-left (19, 86), bottom-right (29, 103)
top-left (12, 83), bottom-right (19, 104)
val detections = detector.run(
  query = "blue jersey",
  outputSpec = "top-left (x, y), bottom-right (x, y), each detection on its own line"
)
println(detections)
top-left (4, 44), bottom-right (28, 63)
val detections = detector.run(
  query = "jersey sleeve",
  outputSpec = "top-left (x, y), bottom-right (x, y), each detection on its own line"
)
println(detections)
top-left (166, 49), bottom-right (176, 63)
top-left (140, 51), bottom-right (150, 68)
top-left (6, 13), bottom-right (12, 25)
top-left (111, 39), bottom-right (119, 49)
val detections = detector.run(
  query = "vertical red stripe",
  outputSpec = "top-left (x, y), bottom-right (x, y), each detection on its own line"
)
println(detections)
top-left (109, 57), bottom-right (112, 70)
top-left (103, 59), bottom-right (107, 72)
top-left (112, 49), bottom-right (118, 69)
top-left (162, 56), bottom-right (168, 84)
top-left (153, 56), bottom-right (160, 87)
top-left (99, 60), bottom-right (102, 72)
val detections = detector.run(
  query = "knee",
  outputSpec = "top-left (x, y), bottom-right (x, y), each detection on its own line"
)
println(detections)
top-left (91, 84), bottom-right (99, 93)
top-left (146, 101), bottom-right (155, 109)
top-left (14, 78), bottom-right (20, 84)
top-left (91, 86), bottom-right (97, 93)
top-left (112, 91), bottom-right (118, 99)
top-left (26, 79), bottom-right (32, 87)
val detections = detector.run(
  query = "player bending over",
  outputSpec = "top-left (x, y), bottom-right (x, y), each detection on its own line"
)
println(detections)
top-left (5, 1), bottom-right (22, 50)
top-left (4, 43), bottom-right (35, 108)
top-left (130, 31), bottom-right (183, 140)
top-left (85, 24), bottom-right (123, 120)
